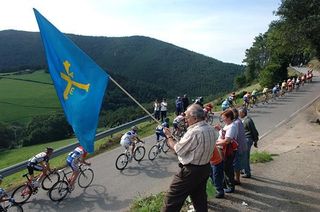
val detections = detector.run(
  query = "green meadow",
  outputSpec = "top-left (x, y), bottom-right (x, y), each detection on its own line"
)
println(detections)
top-left (0, 70), bottom-right (62, 123)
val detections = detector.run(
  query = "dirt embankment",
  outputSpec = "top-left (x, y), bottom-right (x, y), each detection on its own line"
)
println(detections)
top-left (208, 100), bottom-right (320, 212)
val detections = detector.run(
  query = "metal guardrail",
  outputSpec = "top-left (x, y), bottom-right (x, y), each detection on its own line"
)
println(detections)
top-left (0, 114), bottom-right (152, 177)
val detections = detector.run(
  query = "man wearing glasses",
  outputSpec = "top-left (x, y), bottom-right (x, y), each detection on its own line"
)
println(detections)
top-left (162, 104), bottom-right (216, 212)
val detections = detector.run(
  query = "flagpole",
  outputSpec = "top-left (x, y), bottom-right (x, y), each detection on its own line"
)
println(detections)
top-left (108, 76), bottom-right (161, 124)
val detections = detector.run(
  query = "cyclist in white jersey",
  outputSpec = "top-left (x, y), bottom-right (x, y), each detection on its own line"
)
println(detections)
top-left (120, 126), bottom-right (142, 158)
top-left (66, 146), bottom-right (91, 188)
top-left (27, 147), bottom-right (54, 187)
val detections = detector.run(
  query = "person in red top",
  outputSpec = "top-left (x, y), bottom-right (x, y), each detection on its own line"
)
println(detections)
top-left (209, 144), bottom-right (225, 198)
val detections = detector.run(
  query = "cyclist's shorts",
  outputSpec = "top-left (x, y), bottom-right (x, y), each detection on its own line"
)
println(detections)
top-left (66, 159), bottom-right (79, 172)
top-left (120, 139), bottom-right (131, 149)
top-left (27, 162), bottom-right (43, 175)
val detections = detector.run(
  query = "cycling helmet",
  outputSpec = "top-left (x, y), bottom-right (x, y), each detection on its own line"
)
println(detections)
top-left (131, 126), bottom-right (138, 131)
top-left (0, 175), bottom-right (3, 181)
top-left (46, 147), bottom-right (54, 152)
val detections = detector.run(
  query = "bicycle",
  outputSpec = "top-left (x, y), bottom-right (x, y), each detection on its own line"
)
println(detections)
top-left (148, 138), bottom-right (170, 161)
top-left (11, 170), bottom-right (60, 204)
top-left (48, 164), bottom-right (94, 202)
top-left (0, 198), bottom-right (23, 212)
top-left (115, 140), bottom-right (145, 170)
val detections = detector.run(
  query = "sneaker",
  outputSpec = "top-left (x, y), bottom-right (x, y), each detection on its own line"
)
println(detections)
top-left (224, 188), bottom-right (235, 193)
top-left (215, 193), bottom-right (225, 199)
top-left (128, 156), bottom-right (133, 162)
top-left (242, 174), bottom-right (251, 178)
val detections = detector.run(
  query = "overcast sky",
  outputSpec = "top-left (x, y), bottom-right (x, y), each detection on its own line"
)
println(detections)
top-left (0, 0), bottom-right (281, 64)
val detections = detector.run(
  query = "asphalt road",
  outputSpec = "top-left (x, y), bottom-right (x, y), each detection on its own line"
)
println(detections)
top-left (22, 69), bottom-right (320, 212)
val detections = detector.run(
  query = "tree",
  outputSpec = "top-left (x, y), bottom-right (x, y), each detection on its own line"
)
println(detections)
top-left (259, 63), bottom-right (282, 88)
top-left (276, 0), bottom-right (320, 57)
top-left (0, 122), bottom-right (14, 148)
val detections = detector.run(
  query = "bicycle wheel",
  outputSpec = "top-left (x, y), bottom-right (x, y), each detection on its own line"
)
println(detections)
top-left (148, 145), bottom-right (159, 161)
top-left (134, 146), bottom-right (145, 162)
top-left (5, 203), bottom-right (24, 212)
top-left (41, 172), bottom-right (60, 190)
top-left (78, 168), bottom-right (94, 188)
top-left (11, 184), bottom-right (32, 204)
top-left (115, 153), bottom-right (128, 170)
top-left (161, 139), bottom-right (170, 153)
top-left (49, 180), bottom-right (69, 202)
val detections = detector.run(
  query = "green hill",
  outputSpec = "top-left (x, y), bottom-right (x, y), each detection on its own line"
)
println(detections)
top-left (0, 30), bottom-right (244, 98)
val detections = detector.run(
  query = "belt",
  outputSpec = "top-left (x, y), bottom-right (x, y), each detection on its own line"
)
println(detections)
top-left (178, 163), bottom-right (209, 168)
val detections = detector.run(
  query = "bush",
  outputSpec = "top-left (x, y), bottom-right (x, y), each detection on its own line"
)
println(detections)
top-left (22, 114), bottom-right (73, 146)
top-left (259, 63), bottom-right (281, 88)
top-left (0, 122), bottom-right (14, 148)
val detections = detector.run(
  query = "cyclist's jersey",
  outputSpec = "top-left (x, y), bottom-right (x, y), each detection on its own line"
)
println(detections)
top-left (173, 115), bottom-right (184, 124)
top-left (121, 130), bottom-right (137, 143)
top-left (221, 99), bottom-right (230, 109)
top-left (281, 82), bottom-right (287, 88)
top-left (28, 152), bottom-right (49, 165)
top-left (0, 188), bottom-right (7, 199)
top-left (272, 86), bottom-right (277, 94)
top-left (156, 122), bottom-right (169, 134)
top-left (252, 90), bottom-right (257, 96)
top-left (262, 88), bottom-right (268, 93)
top-left (243, 94), bottom-right (250, 102)
top-left (67, 147), bottom-right (87, 164)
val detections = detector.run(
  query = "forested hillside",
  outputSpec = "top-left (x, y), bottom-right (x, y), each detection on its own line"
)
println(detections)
top-left (0, 30), bottom-right (243, 98)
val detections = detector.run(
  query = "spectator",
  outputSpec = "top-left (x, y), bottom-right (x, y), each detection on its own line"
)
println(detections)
top-left (239, 108), bottom-right (259, 178)
top-left (160, 98), bottom-right (168, 122)
top-left (154, 99), bottom-right (161, 120)
top-left (231, 108), bottom-right (247, 185)
top-left (182, 94), bottom-right (189, 111)
top-left (215, 109), bottom-right (237, 193)
top-left (175, 97), bottom-right (183, 116)
top-left (162, 104), bottom-right (216, 211)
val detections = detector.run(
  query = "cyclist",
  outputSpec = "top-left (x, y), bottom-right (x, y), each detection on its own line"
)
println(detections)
top-left (120, 126), bottom-right (142, 160)
top-left (155, 118), bottom-right (170, 142)
top-left (204, 103), bottom-right (214, 122)
top-left (221, 99), bottom-right (231, 111)
top-left (262, 87), bottom-right (269, 103)
top-left (243, 92), bottom-right (251, 109)
top-left (251, 89), bottom-right (258, 106)
top-left (0, 175), bottom-right (10, 209)
top-left (173, 113), bottom-right (186, 137)
top-left (27, 147), bottom-right (54, 188)
top-left (66, 146), bottom-right (91, 189)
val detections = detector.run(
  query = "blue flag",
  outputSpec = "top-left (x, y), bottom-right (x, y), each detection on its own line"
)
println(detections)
top-left (34, 9), bottom-right (109, 153)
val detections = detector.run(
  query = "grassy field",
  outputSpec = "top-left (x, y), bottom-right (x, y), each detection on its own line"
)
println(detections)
top-left (0, 70), bottom-right (61, 123)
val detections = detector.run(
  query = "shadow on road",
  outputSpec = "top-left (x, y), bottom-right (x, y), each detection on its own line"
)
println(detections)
top-left (23, 184), bottom-right (131, 212)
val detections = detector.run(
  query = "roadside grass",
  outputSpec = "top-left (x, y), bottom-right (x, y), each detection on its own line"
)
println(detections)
top-left (250, 151), bottom-right (273, 163)
top-left (130, 192), bottom-right (192, 212)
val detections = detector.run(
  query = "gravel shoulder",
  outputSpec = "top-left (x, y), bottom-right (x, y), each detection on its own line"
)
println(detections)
top-left (208, 99), bottom-right (320, 212)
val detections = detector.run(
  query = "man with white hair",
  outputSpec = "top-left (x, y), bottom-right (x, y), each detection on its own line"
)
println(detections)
top-left (162, 104), bottom-right (216, 212)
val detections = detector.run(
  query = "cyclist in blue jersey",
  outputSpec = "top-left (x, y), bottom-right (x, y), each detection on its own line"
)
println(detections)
top-left (221, 99), bottom-right (230, 111)
top-left (66, 146), bottom-right (91, 189)
top-left (155, 118), bottom-right (170, 142)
